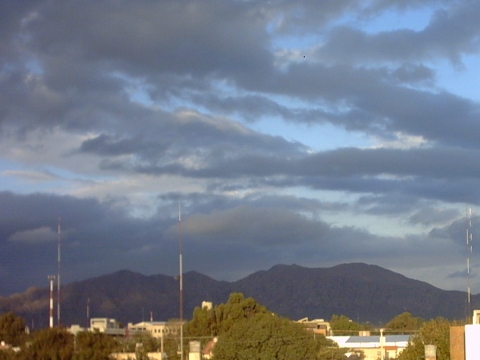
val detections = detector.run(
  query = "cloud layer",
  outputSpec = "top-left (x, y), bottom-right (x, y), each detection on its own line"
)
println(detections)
top-left (0, 0), bottom-right (479, 297)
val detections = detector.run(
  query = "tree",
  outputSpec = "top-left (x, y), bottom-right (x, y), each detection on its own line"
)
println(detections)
top-left (18, 327), bottom-right (74, 360)
top-left (161, 333), bottom-right (181, 360)
top-left (385, 312), bottom-right (423, 334)
top-left (330, 315), bottom-right (366, 335)
top-left (398, 317), bottom-right (452, 360)
top-left (212, 292), bottom-right (269, 335)
top-left (73, 330), bottom-right (120, 360)
top-left (0, 312), bottom-right (27, 346)
top-left (184, 292), bottom-right (269, 338)
top-left (316, 334), bottom-right (349, 360)
top-left (184, 304), bottom-right (214, 338)
top-left (0, 348), bottom-right (18, 360)
top-left (213, 313), bottom-right (319, 360)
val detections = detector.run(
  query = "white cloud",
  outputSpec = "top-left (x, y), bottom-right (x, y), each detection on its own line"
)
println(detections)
top-left (9, 226), bottom-right (56, 243)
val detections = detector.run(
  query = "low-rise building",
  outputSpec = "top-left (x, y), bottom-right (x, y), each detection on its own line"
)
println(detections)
top-left (297, 317), bottom-right (331, 336)
top-left (90, 318), bottom-right (125, 336)
top-left (127, 320), bottom-right (183, 339)
top-left (450, 309), bottom-right (480, 360)
top-left (68, 318), bottom-right (125, 336)
top-left (328, 333), bottom-right (410, 360)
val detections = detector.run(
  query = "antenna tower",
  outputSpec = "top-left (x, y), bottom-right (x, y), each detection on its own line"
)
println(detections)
top-left (48, 275), bottom-right (55, 328)
top-left (57, 217), bottom-right (61, 326)
top-left (466, 207), bottom-right (473, 319)
top-left (178, 201), bottom-right (184, 360)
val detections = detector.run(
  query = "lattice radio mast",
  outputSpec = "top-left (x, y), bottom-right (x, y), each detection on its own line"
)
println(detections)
top-left (178, 201), bottom-right (184, 360)
top-left (57, 217), bottom-right (61, 326)
top-left (466, 207), bottom-right (473, 319)
top-left (48, 275), bottom-right (55, 328)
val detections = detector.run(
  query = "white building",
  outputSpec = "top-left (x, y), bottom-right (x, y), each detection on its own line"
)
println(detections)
top-left (465, 310), bottom-right (480, 360)
top-left (328, 334), bottom-right (410, 360)
top-left (127, 320), bottom-right (183, 339)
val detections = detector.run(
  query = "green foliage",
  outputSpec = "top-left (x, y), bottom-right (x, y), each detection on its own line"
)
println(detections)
top-left (398, 317), bottom-right (452, 360)
top-left (385, 312), bottom-right (423, 334)
top-left (120, 332), bottom-right (158, 353)
top-left (161, 334), bottom-right (181, 360)
top-left (19, 327), bottom-right (74, 360)
top-left (330, 315), bottom-right (365, 335)
top-left (0, 349), bottom-right (19, 360)
top-left (0, 312), bottom-right (27, 346)
top-left (213, 313), bottom-right (319, 360)
top-left (185, 292), bottom-right (269, 338)
top-left (184, 305), bottom-right (214, 338)
top-left (316, 334), bottom-right (348, 360)
top-left (213, 293), bottom-right (269, 335)
top-left (73, 330), bottom-right (120, 360)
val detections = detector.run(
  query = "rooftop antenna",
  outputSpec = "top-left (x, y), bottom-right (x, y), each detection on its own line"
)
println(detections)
top-left (57, 217), bottom-right (61, 326)
top-left (466, 207), bottom-right (473, 320)
top-left (178, 201), bottom-right (184, 360)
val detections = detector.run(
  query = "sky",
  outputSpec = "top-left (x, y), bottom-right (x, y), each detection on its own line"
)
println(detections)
top-left (1, 0), bottom-right (480, 297)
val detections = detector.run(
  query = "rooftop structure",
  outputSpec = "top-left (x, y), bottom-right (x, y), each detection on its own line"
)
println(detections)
top-left (297, 317), bottom-right (331, 336)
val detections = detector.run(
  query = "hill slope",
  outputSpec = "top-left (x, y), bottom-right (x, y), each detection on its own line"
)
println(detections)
top-left (0, 263), bottom-right (476, 328)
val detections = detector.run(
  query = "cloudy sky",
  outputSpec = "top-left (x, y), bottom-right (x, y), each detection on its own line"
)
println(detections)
top-left (1, 0), bottom-right (480, 297)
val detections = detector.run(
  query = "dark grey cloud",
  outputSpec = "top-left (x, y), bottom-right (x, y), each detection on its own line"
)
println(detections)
top-left (0, 191), bottom-right (172, 295)
top-left (317, 1), bottom-right (480, 64)
top-left (1, 0), bottom-right (478, 147)
top-left (1, 0), bottom-right (479, 298)
top-left (92, 145), bottom-right (480, 206)
top-left (0, 192), bottom-right (344, 293)
top-left (0, 189), bottom-right (469, 296)
top-left (25, 0), bottom-right (271, 77)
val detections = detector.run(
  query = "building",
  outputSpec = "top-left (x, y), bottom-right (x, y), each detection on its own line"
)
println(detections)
top-left (88, 318), bottom-right (125, 336)
top-left (450, 310), bottom-right (480, 360)
top-left (328, 333), bottom-right (410, 360)
top-left (201, 301), bottom-right (212, 310)
top-left (297, 317), bottom-right (331, 336)
top-left (202, 337), bottom-right (217, 359)
top-left (127, 320), bottom-right (183, 339)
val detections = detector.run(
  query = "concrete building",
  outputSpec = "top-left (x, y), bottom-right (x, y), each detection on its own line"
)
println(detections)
top-left (86, 318), bottom-right (125, 336)
top-left (451, 325), bottom-right (465, 360)
top-left (69, 317), bottom-right (127, 336)
top-left (450, 310), bottom-right (480, 360)
top-left (297, 317), bottom-right (331, 336)
top-left (127, 320), bottom-right (182, 339)
top-left (201, 301), bottom-right (212, 310)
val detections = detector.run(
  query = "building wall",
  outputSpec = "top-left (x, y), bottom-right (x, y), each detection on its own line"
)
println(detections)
top-left (127, 321), bottom-right (182, 339)
top-left (450, 326), bottom-right (465, 360)
top-left (112, 352), bottom-right (164, 360)
top-left (465, 325), bottom-right (480, 360)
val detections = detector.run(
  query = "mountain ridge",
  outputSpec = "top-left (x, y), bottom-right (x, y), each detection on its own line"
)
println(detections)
top-left (0, 263), bottom-right (476, 328)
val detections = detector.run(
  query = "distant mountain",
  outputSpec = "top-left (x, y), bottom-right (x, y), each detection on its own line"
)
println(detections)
top-left (0, 263), bottom-right (476, 329)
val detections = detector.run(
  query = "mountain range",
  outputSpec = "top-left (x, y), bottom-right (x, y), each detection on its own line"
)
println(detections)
top-left (0, 263), bottom-right (477, 329)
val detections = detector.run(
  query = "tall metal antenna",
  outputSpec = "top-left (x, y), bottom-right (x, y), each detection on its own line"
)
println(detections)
top-left (87, 297), bottom-right (90, 328)
top-left (466, 207), bottom-right (473, 319)
top-left (178, 201), bottom-right (184, 360)
top-left (57, 217), bottom-right (61, 326)
top-left (48, 275), bottom-right (55, 328)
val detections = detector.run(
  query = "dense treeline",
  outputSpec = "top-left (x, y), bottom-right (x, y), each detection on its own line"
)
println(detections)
top-left (0, 311), bottom-right (178, 360)
top-left (0, 295), bottom-right (464, 359)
